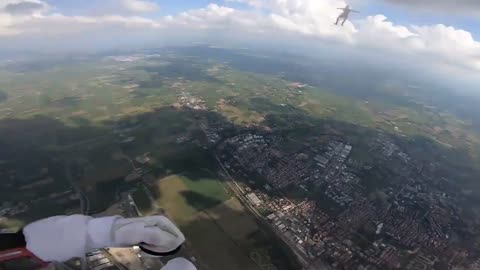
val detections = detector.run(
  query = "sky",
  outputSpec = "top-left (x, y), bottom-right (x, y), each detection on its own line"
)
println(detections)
top-left (0, 0), bottom-right (479, 90)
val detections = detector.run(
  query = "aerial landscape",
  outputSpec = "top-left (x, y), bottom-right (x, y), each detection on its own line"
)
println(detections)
top-left (1, 46), bottom-right (480, 270)
top-left (0, 0), bottom-right (480, 270)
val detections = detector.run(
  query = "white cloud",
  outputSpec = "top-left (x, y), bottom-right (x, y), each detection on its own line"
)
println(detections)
top-left (119, 0), bottom-right (159, 13)
top-left (224, 0), bottom-right (264, 8)
top-left (256, 1), bottom-right (480, 71)
top-left (0, 0), bottom-right (479, 75)
top-left (6, 13), bottom-right (162, 38)
top-left (382, 0), bottom-right (480, 16)
top-left (0, 0), bottom-right (49, 15)
top-left (214, 0), bottom-right (480, 71)
top-left (354, 15), bottom-right (417, 54)
top-left (411, 24), bottom-right (480, 70)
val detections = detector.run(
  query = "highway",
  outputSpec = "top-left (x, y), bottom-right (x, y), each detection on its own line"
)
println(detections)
top-left (214, 154), bottom-right (324, 270)
top-left (64, 159), bottom-right (92, 270)
top-left (64, 160), bottom-right (90, 214)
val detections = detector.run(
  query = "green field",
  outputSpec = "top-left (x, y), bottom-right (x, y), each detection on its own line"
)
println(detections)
top-left (0, 52), bottom-right (477, 160)
top-left (1, 48), bottom-right (480, 268)
top-left (0, 217), bottom-right (26, 231)
top-left (151, 175), bottom-right (298, 270)
top-left (151, 174), bottom-right (229, 224)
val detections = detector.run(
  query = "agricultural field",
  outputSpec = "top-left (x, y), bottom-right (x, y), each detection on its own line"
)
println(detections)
top-left (0, 49), bottom-right (479, 208)
top-left (150, 175), bottom-right (297, 270)
top-left (0, 50), bottom-right (477, 159)
top-left (1, 47), bottom-right (480, 269)
top-left (150, 174), bottom-right (229, 223)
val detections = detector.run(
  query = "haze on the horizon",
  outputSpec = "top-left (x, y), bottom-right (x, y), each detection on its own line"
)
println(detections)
top-left (0, 0), bottom-right (479, 92)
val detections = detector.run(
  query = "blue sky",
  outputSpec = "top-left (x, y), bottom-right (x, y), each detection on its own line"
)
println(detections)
top-left (360, 1), bottom-right (480, 38)
top-left (48, 0), bottom-right (212, 16)
top-left (1, 0), bottom-right (478, 80)
top-left (47, 0), bottom-right (479, 38)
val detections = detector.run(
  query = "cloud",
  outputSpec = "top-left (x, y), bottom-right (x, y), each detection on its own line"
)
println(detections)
top-left (382, 0), bottom-right (480, 15)
top-left (0, 0), bottom-right (479, 78)
top-left (217, 0), bottom-right (480, 70)
top-left (5, 14), bottom-right (162, 38)
top-left (4, 1), bottom-right (43, 15)
top-left (176, 1), bottom-right (480, 73)
top-left (224, 0), bottom-right (264, 8)
top-left (1, 0), bottom-right (48, 15)
top-left (119, 0), bottom-right (159, 13)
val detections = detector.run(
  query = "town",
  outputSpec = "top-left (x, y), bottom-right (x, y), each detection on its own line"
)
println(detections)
top-left (1, 85), bottom-right (479, 270)
top-left (215, 128), bottom-right (476, 270)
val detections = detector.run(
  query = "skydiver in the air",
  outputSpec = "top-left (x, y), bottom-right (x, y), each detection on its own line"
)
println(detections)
top-left (335, 5), bottom-right (359, 26)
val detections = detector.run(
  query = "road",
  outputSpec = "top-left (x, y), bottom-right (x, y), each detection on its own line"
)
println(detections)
top-left (64, 161), bottom-right (90, 270)
top-left (214, 154), bottom-right (325, 270)
top-left (64, 160), bottom-right (90, 214)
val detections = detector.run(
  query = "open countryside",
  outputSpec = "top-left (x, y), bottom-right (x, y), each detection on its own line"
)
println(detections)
top-left (1, 47), bottom-right (480, 270)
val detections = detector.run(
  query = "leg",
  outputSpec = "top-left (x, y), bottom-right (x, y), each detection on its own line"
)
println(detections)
top-left (161, 257), bottom-right (197, 270)
top-left (341, 17), bottom-right (347, 26)
top-left (335, 16), bottom-right (341, 25)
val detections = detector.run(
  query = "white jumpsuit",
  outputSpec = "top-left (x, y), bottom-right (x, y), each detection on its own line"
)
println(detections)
top-left (23, 215), bottom-right (197, 270)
